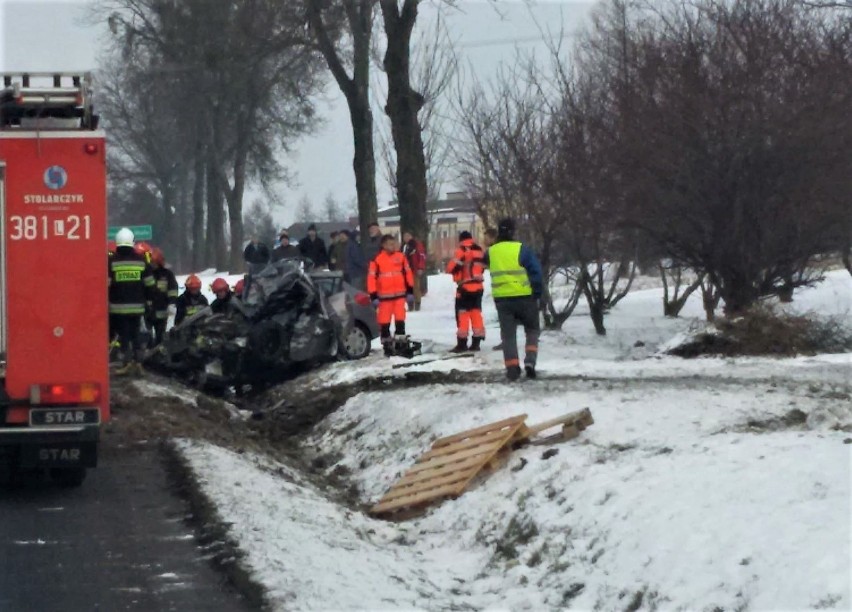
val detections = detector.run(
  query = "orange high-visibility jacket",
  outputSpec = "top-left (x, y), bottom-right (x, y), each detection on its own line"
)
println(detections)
top-left (446, 238), bottom-right (485, 293)
top-left (368, 250), bottom-right (414, 299)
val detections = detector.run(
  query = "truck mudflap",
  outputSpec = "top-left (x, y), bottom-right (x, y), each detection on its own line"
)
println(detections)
top-left (0, 424), bottom-right (99, 468)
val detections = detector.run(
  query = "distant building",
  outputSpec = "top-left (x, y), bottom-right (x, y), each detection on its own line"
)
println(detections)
top-left (377, 192), bottom-right (485, 269)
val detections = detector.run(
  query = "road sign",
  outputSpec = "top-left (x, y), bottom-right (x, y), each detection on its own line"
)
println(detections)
top-left (107, 225), bottom-right (153, 241)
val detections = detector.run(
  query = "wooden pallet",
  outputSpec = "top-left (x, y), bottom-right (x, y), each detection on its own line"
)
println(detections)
top-left (369, 414), bottom-right (529, 519)
top-left (525, 408), bottom-right (594, 445)
top-left (369, 408), bottom-right (595, 520)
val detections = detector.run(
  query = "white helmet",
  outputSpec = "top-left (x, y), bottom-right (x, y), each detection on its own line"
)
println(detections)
top-left (115, 227), bottom-right (135, 247)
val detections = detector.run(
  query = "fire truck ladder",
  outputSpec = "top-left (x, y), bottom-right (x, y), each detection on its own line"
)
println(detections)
top-left (0, 72), bottom-right (98, 130)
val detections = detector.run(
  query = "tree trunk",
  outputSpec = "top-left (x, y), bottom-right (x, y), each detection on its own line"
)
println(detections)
top-left (191, 141), bottom-right (206, 270)
top-left (380, 0), bottom-right (429, 245)
top-left (349, 92), bottom-right (378, 239)
top-left (225, 144), bottom-right (248, 274)
top-left (701, 278), bottom-right (721, 322)
top-left (307, 0), bottom-right (379, 241)
top-left (589, 302), bottom-right (607, 336)
top-left (205, 161), bottom-right (227, 271)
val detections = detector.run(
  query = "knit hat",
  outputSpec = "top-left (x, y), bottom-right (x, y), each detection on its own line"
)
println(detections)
top-left (497, 218), bottom-right (516, 238)
top-left (307, 223), bottom-right (317, 231)
top-left (459, 230), bottom-right (473, 241)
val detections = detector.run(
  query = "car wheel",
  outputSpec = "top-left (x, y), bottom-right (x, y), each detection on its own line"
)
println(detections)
top-left (343, 323), bottom-right (371, 360)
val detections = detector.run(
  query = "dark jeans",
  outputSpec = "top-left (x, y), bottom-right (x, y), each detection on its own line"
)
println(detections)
top-left (150, 319), bottom-right (167, 347)
top-left (114, 314), bottom-right (143, 364)
top-left (495, 296), bottom-right (540, 369)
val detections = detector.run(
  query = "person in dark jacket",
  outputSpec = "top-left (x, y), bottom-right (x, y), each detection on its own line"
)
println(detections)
top-left (243, 237), bottom-right (270, 265)
top-left (363, 222), bottom-right (382, 263)
top-left (298, 224), bottom-right (328, 268)
top-left (109, 227), bottom-right (156, 374)
top-left (271, 230), bottom-right (300, 262)
top-left (402, 231), bottom-right (427, 311)
top-left (327, 231), bottom-right (339, 270)
top-left (148, 247), bottom-right (179, 347)
top-left (175, 274), bottom-right (209, 326)
top-left (345, 230), bottom-right (368, 289)
top-left (484, 218), bottom-right (543, 381)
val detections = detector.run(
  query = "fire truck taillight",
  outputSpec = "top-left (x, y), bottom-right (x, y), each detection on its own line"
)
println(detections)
top-left (84, 143), bottom-right (99, 155)
top-left (30, 382), bottom-right (102, 405)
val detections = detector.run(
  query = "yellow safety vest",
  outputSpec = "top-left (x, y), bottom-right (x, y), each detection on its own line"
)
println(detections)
top-left (488, 241), bottom-right (531, 298)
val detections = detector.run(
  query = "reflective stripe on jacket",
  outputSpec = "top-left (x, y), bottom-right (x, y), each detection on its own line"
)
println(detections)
top-left (367, 250), bottom-right (414, 299)
top-left (488, 241), bottom-right (532, 298)
top-left (109, 247), bottom-right (155, 315)
top-left (446, 238), bottom-right (485, 293)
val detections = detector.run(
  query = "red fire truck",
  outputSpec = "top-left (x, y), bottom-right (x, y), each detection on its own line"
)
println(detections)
top-left (0, 73), bottom-right (108, 486)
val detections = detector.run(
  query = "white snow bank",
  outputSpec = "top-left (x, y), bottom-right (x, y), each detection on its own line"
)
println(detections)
top-left (176, 374), bottom-right (851, 610)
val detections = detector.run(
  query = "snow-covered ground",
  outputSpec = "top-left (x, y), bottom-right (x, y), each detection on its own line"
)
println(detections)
top-left (175, 269), bottom-right (852, 611)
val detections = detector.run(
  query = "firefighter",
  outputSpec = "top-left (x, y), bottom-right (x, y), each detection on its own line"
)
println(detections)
top-left (148, 247), bottom-right (179, 347)
top-left (233, 278), bottom-right (245, 300)
top-left (175, 274), bottom-right (209, 326)
top-left (367, 235), bottom-right (415, 356)
top-left (485, 218), bottom-right (543, 381)
top-left (107, 240), bottom-right (120, 356)
top-left (210, 277), bottom-right (239, 316)
top-left (446, 231), bottom-right (486, 352)
top-left (109, 227), bottom-right (155, 375)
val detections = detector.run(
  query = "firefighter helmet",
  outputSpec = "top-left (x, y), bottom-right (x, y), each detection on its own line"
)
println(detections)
top-left (211, 278), bottom-right (229, 293)
top-left (151, 247), bottom-right (165, 266)
top-left (107, 240), bottom-right (116, 254)
top-left (185, 274), bottom-right (202, 290)
top-left (234, 279), bottom-right (245, 295)
top-left (115, 227), bottom-right (134, 247)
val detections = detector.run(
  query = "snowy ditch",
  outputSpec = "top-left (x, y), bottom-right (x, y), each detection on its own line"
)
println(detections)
top-left (166, 270), bottom-right (851, 610)
top-left (172, 371), bottom-right (851, 611)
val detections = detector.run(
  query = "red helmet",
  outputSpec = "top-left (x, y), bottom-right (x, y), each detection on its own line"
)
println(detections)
top-left (134, 241), bottom-right (152, 256)
top-left (234, 279), bottom-right (245, 295)
top-left (211, 278), bottom-right (230, 293)
top-left (107, 240), bottom-right (116, 254)
top-left (151, 247), bottom-right (165, 266)
top-left (185, 274), bottom-right (202, 290)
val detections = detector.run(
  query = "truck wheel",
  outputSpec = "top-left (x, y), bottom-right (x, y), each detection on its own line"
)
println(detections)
top-left (50, 467), bottom-right (86, 487)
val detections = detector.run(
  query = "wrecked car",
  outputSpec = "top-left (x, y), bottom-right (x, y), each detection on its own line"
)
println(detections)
top-left (148, 259), bottom-right (357, 390)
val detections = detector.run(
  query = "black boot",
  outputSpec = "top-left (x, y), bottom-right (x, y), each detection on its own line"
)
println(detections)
top-left (525, 365), bottom-right (537, 379)
top-left (470, 337), bottom-right (483, 352)
top-left (506, 365), bottom-right (522, 381)
top-left (450, 338), bottom-right (468, 353)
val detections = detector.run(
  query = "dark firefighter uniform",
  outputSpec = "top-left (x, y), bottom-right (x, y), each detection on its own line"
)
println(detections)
top-left (367, 249), bottom-right (414, 354)
top-left (149, 266), bottom-right (179, 346)
top-left (446, 233), bottom-right (486, 352)
top-left (485, 219), bottom-right (543, 381)
top-left (175, 290), bottom-right (209, 326)
top-left (109, 246), bottom-right (155, 365)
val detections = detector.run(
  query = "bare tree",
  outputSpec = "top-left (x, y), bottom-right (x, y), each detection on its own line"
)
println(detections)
top-left (297, 195), bottom-right (316, 223)
top-left (306, 0), bottom-right (379, 239)
top-left (98, 0), bottom-right (323, 272)
top-left (378, 0), bottom-right (429, 244)
top-left (376, 11), bottom-right (459, 203)
top-left (244, 199), bottom-right (278, 245)
top-left (601, 0), bottom-right (851, 314)
top-left (323, 192), bottom-right (343, 222)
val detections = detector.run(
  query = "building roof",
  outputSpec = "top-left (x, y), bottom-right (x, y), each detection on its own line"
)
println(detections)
top-left (377, 195), bottom-right (478, 219)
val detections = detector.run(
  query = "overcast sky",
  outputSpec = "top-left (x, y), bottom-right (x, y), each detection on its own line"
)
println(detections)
top-left (0, 0), bottom-right (595, 227)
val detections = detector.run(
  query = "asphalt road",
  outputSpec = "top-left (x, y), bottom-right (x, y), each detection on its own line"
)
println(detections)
top-left (0, 446), bottom-right (256, 612)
